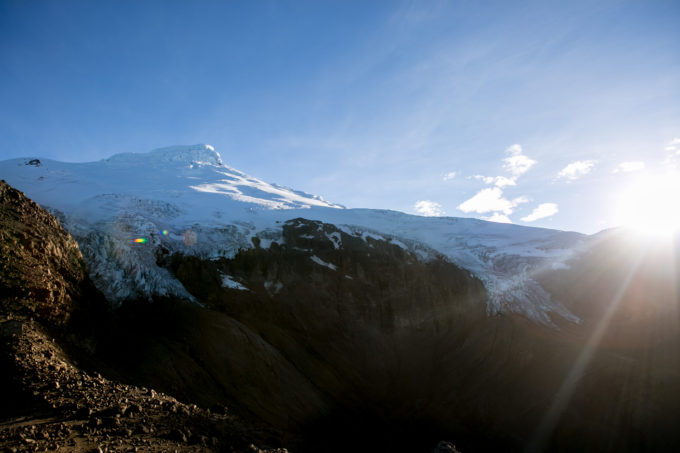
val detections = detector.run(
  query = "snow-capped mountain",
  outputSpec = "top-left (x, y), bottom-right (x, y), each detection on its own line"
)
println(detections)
top-left (0, 144), bottom-right (585, 325)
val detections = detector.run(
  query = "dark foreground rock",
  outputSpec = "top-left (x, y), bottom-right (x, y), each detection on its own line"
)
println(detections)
top-left (0, 318), bottom-right (287, 453)
top-left (0, 181), bottom-right (286, 452)
top-left (0, 179), bottom-right (94, 328)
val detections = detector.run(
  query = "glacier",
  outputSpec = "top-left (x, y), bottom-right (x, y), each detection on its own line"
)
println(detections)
top-left (0, 144), bottom-right (586, 325)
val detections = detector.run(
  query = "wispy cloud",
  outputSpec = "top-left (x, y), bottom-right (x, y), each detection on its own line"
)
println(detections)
top-left (473, 175), bottom-right (517, 187)
top-left (414, 200), bottom-right (444, 216)
top-left (663, 137), bottom-right (680, 170)
top-left (457, 187), bottom-right (528, 215)
top-left (503, 144), bottom-right (536, 177)
top-left (506, 144), bottom-right (522, 155)
top-left (613, 161), bottom-right (645, 173)
top-left (665, 138), bottom-right (680, 155)
top-left (442, 171), bottom-right (457, 181)
top-left (557, 160), bottom-right (597, 181)
top-left (521, 203), bottom-right (559, 222)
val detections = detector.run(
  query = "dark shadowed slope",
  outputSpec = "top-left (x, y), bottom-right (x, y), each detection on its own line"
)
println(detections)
top-left (0, 180), bottom-right (289, 452)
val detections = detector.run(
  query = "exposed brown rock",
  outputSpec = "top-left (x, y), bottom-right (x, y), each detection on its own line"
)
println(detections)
top-left (0, 320), bottom-right (285, 452)
top-left (0, 180), bottom-right (87, 326)
top-left (0, 180), bottom-right (288, 453)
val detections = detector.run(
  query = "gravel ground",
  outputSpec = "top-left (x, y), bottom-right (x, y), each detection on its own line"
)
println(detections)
top-left (0, 318), bottom-right (288, 453)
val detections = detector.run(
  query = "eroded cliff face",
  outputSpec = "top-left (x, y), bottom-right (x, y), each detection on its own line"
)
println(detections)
top-left (0, 180), bottom-right (96, 327)
top-left (175, 218), bottom-right (488, 332)
top-left (170, 219), bottom-right (488, 414)
top-left (96, 218), bottom-right (490, 451)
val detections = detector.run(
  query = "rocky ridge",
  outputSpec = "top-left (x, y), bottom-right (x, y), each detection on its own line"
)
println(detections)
top-left (0, 180), bottom-right (89, 327)
top-left (0, 180), bottom-right (288, 452)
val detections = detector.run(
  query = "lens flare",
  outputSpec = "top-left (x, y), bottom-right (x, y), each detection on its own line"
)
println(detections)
top-left (160, 229), bottom-right (168, 235)
top-left (613, 171), bottom-right (680, 237)
top-left (183, 229), bottom-right (197, 246)
top-left (134, 238), bottom-right (147, 244)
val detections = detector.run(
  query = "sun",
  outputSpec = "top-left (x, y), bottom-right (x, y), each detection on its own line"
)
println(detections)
top-left (613, 171), bottom-right (680, 237)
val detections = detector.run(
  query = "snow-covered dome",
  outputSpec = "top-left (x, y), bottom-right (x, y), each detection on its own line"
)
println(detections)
top-left (106, 144), bottom-right (222, 166)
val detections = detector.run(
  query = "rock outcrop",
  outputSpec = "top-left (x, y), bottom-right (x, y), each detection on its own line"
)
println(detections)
top-left (0, 181), bottom-right (288, 452)
top-left (0, 318), bottom-right (287, 452)
top-left (0, 180), bottom-right (92, 327)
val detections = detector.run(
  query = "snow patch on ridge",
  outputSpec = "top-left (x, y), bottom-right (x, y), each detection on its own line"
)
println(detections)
top-left (221, 273), bottom-right (248, 291)
top-left (326, 231), bottom-right (342, 249)
top-left (264, 280), bottom-right (283, 295)
top-left (310, 255), bottom-right (337, 270)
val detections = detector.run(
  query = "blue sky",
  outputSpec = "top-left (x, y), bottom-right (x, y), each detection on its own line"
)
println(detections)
top-left (1, 0), bottom-right (679, 234)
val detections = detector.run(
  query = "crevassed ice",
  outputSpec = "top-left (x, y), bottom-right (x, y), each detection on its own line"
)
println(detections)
top-left (0, 144), bottom-right (588, 327)
top-left (107, 144), bottom-right (223, 166)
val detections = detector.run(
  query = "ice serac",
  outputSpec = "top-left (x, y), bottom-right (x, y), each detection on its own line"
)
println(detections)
top-left (106, 144), bottom-right (224, 166)
top-left (0, 144), bottom-right (583, 325)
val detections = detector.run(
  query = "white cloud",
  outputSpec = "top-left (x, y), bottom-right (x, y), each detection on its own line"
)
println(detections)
top-left (460, 144), bottom-right (533, 220)
top-left (468, 144), bottom-right (534, 196)
top-left (521, 203), bottom-right (559, 222)
top-left (457, 187), bottom-right (528, 215)
top-left (666, 138), bottom-right (680, 155)
top-left (473, 175), bottom-right (516, 187)
top-left (442, 171), bottom-right (457, 181)
top-left (492, 176), bottom-right (517, 187)
top-left (473, 175), bottom-right (495, 184)
top-left (482, 212), bottom-right (513, 223)
top-left (502, 144), bottom-right (536, 177)
top-left (664, 137), bottom-right (680, 169)
top-left (557, 160), bottom-right (597, 181)
top-left (414, 200), bottom-right (444, 216)
top-left (613, 161), bottom-right (645, 173)
top-left (506, 144), bottom-right (523, 155)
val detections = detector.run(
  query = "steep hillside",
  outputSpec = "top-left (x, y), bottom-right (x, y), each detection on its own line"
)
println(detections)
top-left (0, 181), bottom-right (290, 452)
top-left (83, 217), bottom-right (488, 452)
top-left (97, 216), bottom-right (680, 452)
top-left (0, 179), bottom-right (95, 327)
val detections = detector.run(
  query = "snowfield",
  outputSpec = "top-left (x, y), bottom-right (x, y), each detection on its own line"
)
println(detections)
top-left (0, 144), bottom-right (587, 325)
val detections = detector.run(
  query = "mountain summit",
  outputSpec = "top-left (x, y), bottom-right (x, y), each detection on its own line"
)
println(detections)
top-left (0, 144), bottom-right (582, 323)
top-left (106, 144), bottom-right (224, 165)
